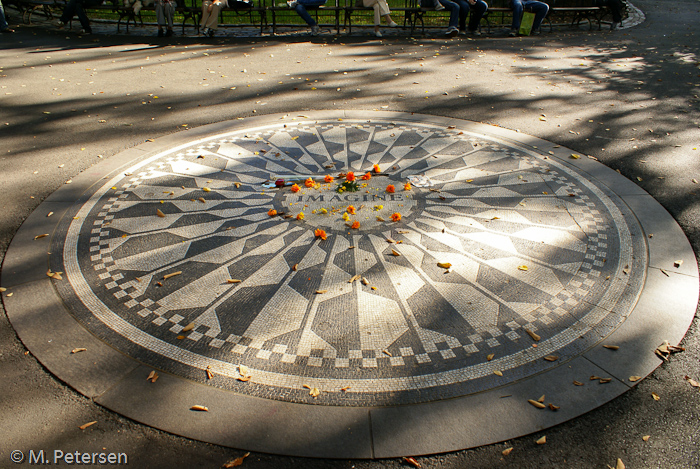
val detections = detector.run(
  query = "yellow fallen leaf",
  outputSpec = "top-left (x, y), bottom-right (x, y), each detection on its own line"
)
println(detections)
top-left (198, 197), bottom-right (206, 203)
top-left (599, 378), bottom-right (612, 384)
top-left (642, 435), bottom-right (650, 442)
top-left (71, 348), bottom-right (87, 354)
top-left (548, 403), bottom-right (560, 411)
top-left (147, 370), bottom-right (158, 382)
top-left (228, 279), bottom-right (242, 284)
top-left (206, 366), bottom-right (214, 380)
top-left (391, 249), bottom-right (401, 256)
top-left (524, 329), bottom-right (540, 341)
top-left (651, 392), bottom-right (660, 401)
top-left (6, 292), bottom-right (13, 297)
top-left (163, 271), bottom-right (182, 280)
top-left (78, 421), bottom-right (97, 430)
top-left (616, 458), bottom-right (625, 469)
top-left (222, 452), bottom-right (251, 468)
top-left (487, 353), bottom-right (494, 361)
top-left (494, 370), bottom-right (503, 376)
top-left (437, 262), bottom-right (452, 269)
top-left (402, 456), bottom-right (421, 468)
top-left (528, 399), bottom-right (546, 409)
top-left (536, 436), bottom-right (546, 445)
top-left (34, 234), bottom-right (49, 240)
top-left (291, 136), bottom-right (299, 140)
top-left (156, 209), bottom-right (166, 218)
top-left (315, 290), bottom-right (328, 294)
top-left (239, 365), bottom-right (250, 377)
top-left (502, 447), bottom-right (513, 456)
top-left (544, 355), bottom-right (558, 362)
top-left (340, 386), bottom-right (351, 392)
top-left (517, 265), bottom-right (528, 271)
top-left (309, 387), bottom-right (320, 397)
top-left (603, 345), bottom-right (620, 350)
top-left (573, 380), bottom-right (584, 386)
top-left (47, 212), bottom-right (54, 217)
top-left (629, 376), bottom-right (642, 382)
top-left (361, 277), bottom-right (370, 285)
top-left (537, 395), bottom-right (545, 403)
top-left (202, 187), bottom-right (211, 192)
top-left (570, 154), bottom-right (580, 159)
top-left (190, 405), bottom-right (209, 411)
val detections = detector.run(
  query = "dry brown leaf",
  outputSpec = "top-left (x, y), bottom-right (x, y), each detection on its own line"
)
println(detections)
top-left (163, 271), bottom-right (182, 280)
top-left (629, 376), bottom-right (642, 382)
top-left (382, 349), bottom-right (392, 357)
top-left (674, 260), bottom-right (683, 268)
top-left (548, 403), bottom-right (560, 411)
top-left (340, 386), bottom-right (351, 392)
top-left (385, 238), bottom-right (396, 244)
top-left (502, 447), bottom-right (513, 456)
top-left (71, 348), bottom-right (87, 354)
top-left (528, 399), bottom-right (546, 409)
top-left (437, 262), bottom-right (452, 269)
top-left (47, 212), bottom-right (54, 217)
top-left (536, 436), bottom-right (546, 445)
top-left (156, 209), bottom-right (166, 218)
top-left (573, 380), bottom-right (584, 386)
top-left (34, 233), bottom-right (49, 240)
top-left (537, 395), bottom-right (545, 403)
top-left (190, 405), bottom-right (209, 412)
top-left (206, 366), bottom-right (214, 380)
top-left (616, 458), bottom-right (625, 469)
top-left (685, 375), bottom-right (700, 387)
top-left (487, 353), bottom-right (495, 361)
top-left (147, 370), bottom-right (158, 382)
top-left (182, 322), bottom-right (195, 332)
top-left (233, 182), bottom-right (241, 188)
top-left (599, 378), bottom-right (612, 384)
top-left (79, 421), bottom-right (97, 430)
top-left (348, 275), bottom-right (361, 283)
top-left (292, 264), bottom-right (298, 271)
top-left (524, 329), bottom-right (541, 341)
top-left (222, 452), bottom-right (251, 468)
top-left (651, 392), bottom-right (660, 401)
top-left (391, 249), bottom-right (401, 256)
top-left (494, 370), bottom-right (503, 377)
top-left (642, 435), bottom-right (650, 442)
top-left (544, 355), bottom-right (558, 362)
top-left (239, 365), bottom-right (250, 377)
top-left (309, 387), bottom-right (320, 398)
top-left (361, 277), bottom-right (370, 285)
top-left (590, 375), bottom-right (602, 380)
top-left (228, 279), bottom-right (242, 284)
top-left (603, 345), bottom-right (620, 350)
top-left (376, 216), bottom-right (386, 222)
top-left (315, 290), bottom-right (328, 294)
top-left (198, 197), bottom-right (206, 203)
top-left (403, 456), bottom-right (421, 468)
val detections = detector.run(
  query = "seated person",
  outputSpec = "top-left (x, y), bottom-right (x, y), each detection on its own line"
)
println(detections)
top-left (509, 0), bottom-right (548, 36)
top-left (58, 0), bottom-right (104, 34)
top-left (1, 0), bottom-right (15, 33)
top-left (594, 0), bottom-right (624, 29)
top-left (287, 0), bottom-right (327, 36)
top-left (362, 0), bottom-right (398, 37)
top-left (436, 0), bottom-right (487, 37)
top-left (201, 0), bottom-right (227, 36)
top-left (155, 0), bottom-right (176, 36)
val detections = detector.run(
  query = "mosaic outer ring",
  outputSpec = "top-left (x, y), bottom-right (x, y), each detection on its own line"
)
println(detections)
top-left (4, 111), bottom-right (697, 458)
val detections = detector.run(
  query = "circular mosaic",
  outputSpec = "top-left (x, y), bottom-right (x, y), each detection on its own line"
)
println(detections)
top-left (52, 117), bottom-right (646, 406)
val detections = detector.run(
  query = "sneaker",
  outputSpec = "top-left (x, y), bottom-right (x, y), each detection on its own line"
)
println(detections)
top-left (207, 28), bottom-right (215, 37)
top-left (310, 25), bottom-right (320, 36)
top-left (287, 0), bottom-right (297, 7)
top-left (157, 28), bottom-right (164, 37)
top-left (166, 28), bottom-right (174, 37)
top-left (445, 26), bottom-right (458, 37)
top-left (388, 21), bottom-right (398, 28)
top-left (610, 21), bottom-right (620, 30)
top-left (508, 29), bottom-right (517, 37)
top-left (469, 29), bottom-right (481, 36)
top-left (56, 20), bottom-right (66, 29)
top-left (1, 28), bottom-right (15, 33)
top-left (375, 30), bottom-right (382, 37)
top-left (435, 3), bottom-right (444, 10)
top-left (531, 28), bottom-right (541, 36)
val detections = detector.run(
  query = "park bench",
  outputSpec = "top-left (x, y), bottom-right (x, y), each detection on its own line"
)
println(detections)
top-left (268, 0), bottom-right (343, 35)
top-left (342, 0), bottom-right (419, 35)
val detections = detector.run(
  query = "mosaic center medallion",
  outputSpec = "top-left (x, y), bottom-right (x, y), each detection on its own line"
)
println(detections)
top-left (52, 118), bottom-right (646, 406)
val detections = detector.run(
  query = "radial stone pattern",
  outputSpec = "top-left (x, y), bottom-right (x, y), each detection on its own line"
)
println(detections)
top-left (52, 117), bottom-right (646, 407)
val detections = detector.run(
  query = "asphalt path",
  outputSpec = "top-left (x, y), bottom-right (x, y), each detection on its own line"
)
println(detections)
top-left (1, 0), bottom-right (699, 467)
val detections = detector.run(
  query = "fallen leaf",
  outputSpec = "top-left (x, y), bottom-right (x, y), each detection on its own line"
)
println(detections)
top-left (573, 380), bottom-right (584, 386)
top-left (222, 452), bottom-right (251, 468)
top-left (71, 348), bottom-right (87, 354)
top-left (616, 458), bottom-right (625, 469)
top-left (502, 447), bottom-right (513, 456)
top-left (599, 378), bottom-right (612, 384)
top-left (34, 234), bottom-right (49, 240)
top-left (348, 275), bottom-right (361, 283)
top-left (361, 277), bottom-right (370, 285)
top-left (536, 436), bottom-right (546, 445)
top-left (227, 279), bottom-right (242, 284)
top-left (309, 387), bottom-right (320, 398)
top-left (642, 435), bottom-right (650, 442)
top-left (190, 405), bottom-right (209, 411)
top-left (437, 262), bottom-right (452, 269)
top-left (544, 355), bottom-right (558, 362)
top-left (629, 376), bottom-right (642, 382)
top-left (147, 370), bottom-right (159, 382)
top-left (548, 403), bottom-right (560, 411)
top-left (537, 395), bottom-right (545, 403)
top-left (528, 399), bottom-right (546, 409)
top-left (292, 264), bottom-right (298, 271)
top-left (403, 456), bottom-right (421, 468)
top-left (651, 392), bottom-right (660, 401)
top-left (494, 370), bottom-right (503, 376)
top-left (685, 375), bottom-right (700, 387)
top-left (315, 290), bottom-right (328, 294)
top-left (524, 329), bottom-right (541, 341)
top-left (674, 260), bottom-right (683, 268)
top-left (163, 271), bottom-right (182, 280)
top-left (570, 154), bottom-right (581, 159)
top-left (239, 365), bottom-right (250, 377)
top-left (156, 209), bottom-right (166, 218)
top-left (340, 386), bottom-right (351, 392)
top-left (0, 287), bottom-right (5, 292)
top-left (206, 366), bottom-right (214, 380)
top-left (391, 249), bottom-right (401, 256)
top-left (655, 340), bottom-right (685, 360)
top-left (79, 421), bottom-right (97, 430)
top-left (517, 265), bottom-right (528, 271)
top-left (47, 212), bottom-right (53, 217)
top-left (486, 353), bottom-right (495, 361)
top-left (603, 345), bottom-right (620, 350)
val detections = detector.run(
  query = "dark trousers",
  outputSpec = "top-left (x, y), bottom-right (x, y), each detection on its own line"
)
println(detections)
top-left (594, 0), bottom-right (623, 23)
top-left (61, 0), bottom-right (103, 32)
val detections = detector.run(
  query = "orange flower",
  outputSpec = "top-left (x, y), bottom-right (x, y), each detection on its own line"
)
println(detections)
top-left (324, 175), bottom-right (334, 183)
top-left (386, 184), bottom-right (395, 193)
top-left (304, 177), bottom-right (314, 188)
top-left (351, 221), bottom-right (360, 229)
top-left (373, 164), bottom-right (381, 173)
top-left (314, 228), bottom-right (327, 240)
top-left (390, 212), bottom-right (402, 222)
top-left (268, 209), bottom-right (277, 217)
top-left (361, 172), bottom-right (372, 181)
top-left (346, 172), bottom-right (356, 182)
top-left (291, 184), bottom-right (301, 193)
top-left (404, 182), bottom-right (412, 191)
top-left (347, 205), bottom-right (356, 215)
top-left (296, 212), bottom-right (305, 220)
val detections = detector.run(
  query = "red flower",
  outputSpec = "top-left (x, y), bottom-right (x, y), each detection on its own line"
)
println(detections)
top-left (347, 205), bottom-right (356, 214)
top-left (290, 184), bottom-right (301, 193)
top-left (314, 229), bottom-right (327, 240)
top-left (390, 212), bottom-right (402, 222)
top-left (351, 221), bottom-right (360, 229)
top-left (361, 172), bottom-right (372, 181)
top-left (324, 175), bottom-right (334, 183)
top-left (386, 184), bottom-right (395, 193)
top-left (346, 172), bottom-right (356, 182)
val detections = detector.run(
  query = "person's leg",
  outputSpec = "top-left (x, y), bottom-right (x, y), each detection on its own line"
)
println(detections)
top-left (294, 0), bottom-right (326, 27)
top-left (155, 1), bottom-right (165, 33)
top-left (200, 0), bottom-right (211, 28)
top-left (0, 0), bottom-right (11, 32)
top-left (60, 0), bottom-right (79, 24)
top-left (438, 0), bottom-right (459, 32)
top-left (468, 0), bottom-right (487, 31)
top-left (527, 0), bottom-right (548, 31)
top-left (163, 0), bottom-right (174, 31)
top-left (207, 1), bottom-right (223, 29)
top-left (509, 0), bottom-right (523, 32)
top-left (453, 0), bottom-right (468, 32)
top-left (74, 0), bottom-right (92, 32)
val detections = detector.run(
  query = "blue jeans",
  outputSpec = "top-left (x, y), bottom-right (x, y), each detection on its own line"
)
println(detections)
top-left (0, 0), bottom-right (9, 30)
top-left (294, 0), bottom-right (327, 26)
top-left (437, 0), bottom-right (460, 29)
top-left (454, 0), bottom-right (487, 31)
top-left (510, 0), bottom-right (548, 31)
top-left (60, 0), bottom-right (103, 32)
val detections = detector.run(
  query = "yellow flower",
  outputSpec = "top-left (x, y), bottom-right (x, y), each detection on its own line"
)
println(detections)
top-left (296, 212), bottom-right (305, 220)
